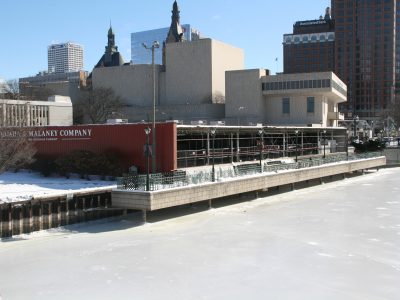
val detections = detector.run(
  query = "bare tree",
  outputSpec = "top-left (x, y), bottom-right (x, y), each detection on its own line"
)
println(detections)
top-left (212, 91), bottom-right (225, 104)
top-left (0, 97), bottom-right (38, 173)
top-left (0, 128), bottom-right (37, 173)
top-left (1, 79), bottom-right (20, 99)
top-left (75, 87), bottom-right (123, 124)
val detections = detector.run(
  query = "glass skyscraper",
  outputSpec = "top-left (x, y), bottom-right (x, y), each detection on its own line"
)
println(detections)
top-left (131, 24), bottom-right (201, 64)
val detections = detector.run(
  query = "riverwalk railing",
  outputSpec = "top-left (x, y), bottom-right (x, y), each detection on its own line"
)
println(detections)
top-left (117, 152), bottom-right (383, 192)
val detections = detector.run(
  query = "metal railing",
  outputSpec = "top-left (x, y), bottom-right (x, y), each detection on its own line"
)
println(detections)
top-left (117, 152), bottom-right (383, 191)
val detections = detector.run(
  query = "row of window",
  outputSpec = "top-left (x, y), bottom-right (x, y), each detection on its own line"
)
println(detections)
top-left (262, 79), bottom-right (331, 91)
top-left (284, 33), bottom-right (335, 45)
top-left (282, 97), bottom-right (315, 114)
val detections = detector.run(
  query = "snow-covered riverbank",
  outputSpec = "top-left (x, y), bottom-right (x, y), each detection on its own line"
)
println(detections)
top-left (0, 171), bottom-right (116, 204)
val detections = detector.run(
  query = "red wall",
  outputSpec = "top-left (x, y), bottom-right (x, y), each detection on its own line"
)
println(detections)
top-left (30, 123), bottom-right (177, 173)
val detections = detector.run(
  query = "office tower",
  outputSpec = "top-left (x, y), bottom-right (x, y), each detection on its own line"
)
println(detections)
top-left (283, 8), bottom-right (335, 74)
top-left (332, 0), bottom-right (397, 119)
top-left (131, 24), bottom-right (201, 64)
top-left (48, 42), bottom-right (84, 74)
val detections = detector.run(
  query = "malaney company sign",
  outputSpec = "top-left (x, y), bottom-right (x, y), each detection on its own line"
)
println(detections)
top-left (0, 128), bottom-right (93, 141)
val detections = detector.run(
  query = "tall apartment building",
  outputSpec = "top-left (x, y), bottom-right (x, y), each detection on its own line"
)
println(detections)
top-left (131, 24), bottom-right (201, 64)
top-left (283, 8), bottom-right (335, 74)
top-left (332, 0), bottom-right (397, 119)
top-left (48, 42), bottom-right (84, 74)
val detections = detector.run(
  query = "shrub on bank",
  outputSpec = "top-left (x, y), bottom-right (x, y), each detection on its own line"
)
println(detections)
top-left (352, 139), bottom-right (386, 152)
top-left (31, 150), bottom-right (124, 179)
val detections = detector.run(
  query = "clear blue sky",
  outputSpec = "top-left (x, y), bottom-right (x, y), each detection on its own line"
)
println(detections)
top-left (0, 0), bottom-right (330, 81)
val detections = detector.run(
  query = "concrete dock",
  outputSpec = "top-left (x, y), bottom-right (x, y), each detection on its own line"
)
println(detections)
top-left (112, 156), bottom-right (386, 219)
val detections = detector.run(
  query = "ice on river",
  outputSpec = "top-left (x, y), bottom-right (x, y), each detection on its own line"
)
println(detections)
top-left (0, 168), bottom-right (399, 300)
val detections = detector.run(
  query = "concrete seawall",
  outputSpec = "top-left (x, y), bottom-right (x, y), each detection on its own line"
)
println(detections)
top-left (112, 156), bottom-right (386, 213)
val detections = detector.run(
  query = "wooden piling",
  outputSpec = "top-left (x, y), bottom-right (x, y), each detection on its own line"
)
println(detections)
top-left (0, 191), bottom-right (114, 238)
top-left (0, 205), bottom-right (3, 238)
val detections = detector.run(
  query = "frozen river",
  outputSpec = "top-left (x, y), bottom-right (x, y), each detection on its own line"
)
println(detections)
top-left (1, 168), bottom-right (399, 300)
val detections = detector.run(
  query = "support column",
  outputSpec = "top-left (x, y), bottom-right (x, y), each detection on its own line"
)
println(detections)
top-left (282, 133), bottom-right (286, 157)
top-left (142, 209), bottom-right (147, 224)
top-left (8, 204), bottom-right (13, 237)
top-left (206, 132), bottom-right (210, 165)
top-left (26, 202), bottom-right (33, 234)
top-left (0, 205), bottom-right (3, 238)
top-left (73, 198), bottom-right (78, 224)
top-left (301, 132), bottom-right (304, 157)
top-left (18, 205), bottom-right (23, 235)
top-left (236, 131), bottom-right (240, 162)
top-left (40, 106), bottom-right (44, 125)
top-left (38, 201), bottom-right (43, 231)
top-left (208, 199), bottom-right (212, 209)
top-left (56, 199), bottom-right (61, 227)
top-left (230, 133), bottom-right (234, 163)
top-left (32, 106), bottom-right (36, 125)
top-left (47, 202), bottom-right (52, 229)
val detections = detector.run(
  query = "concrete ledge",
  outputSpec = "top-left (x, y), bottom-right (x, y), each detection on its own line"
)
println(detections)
top-left (112, 156), bottom-right (386, 211)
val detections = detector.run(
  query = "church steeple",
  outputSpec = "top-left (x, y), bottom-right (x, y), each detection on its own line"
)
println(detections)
top-left (166, 1), bottom-right (184, 43)
top-left (106, 23), bottom-right (117, 54)
top-left (93, 23), bottom-right (125, 69)
top-left (172, 1), bottom-right (180, 24)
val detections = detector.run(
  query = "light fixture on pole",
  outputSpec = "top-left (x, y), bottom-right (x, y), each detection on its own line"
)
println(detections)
top-left (258, 129), bottom-right (264, 172)
top-left (144, 127), bottom-right (151, 191)
top-left (322, 130), bottom-right (327, 159)
top-left (210, 128), bottom-right (216, 182)
top-left (294, 130), bottom-right (299, 163)
top-left (142, 41), bottom-right (160, 173)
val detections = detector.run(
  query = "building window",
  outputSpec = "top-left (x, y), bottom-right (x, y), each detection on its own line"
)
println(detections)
top-left (282, 98), bottom-right (290, 114)
top-left (307, 97), bottom-right (315, 113)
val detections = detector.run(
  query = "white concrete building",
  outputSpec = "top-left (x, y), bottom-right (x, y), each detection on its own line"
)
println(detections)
top-left (48, 42), bottom-right (83, 74)
top-left (92, 38), bottom-right (244, 122)
top-left (0, 96), bottom-right (73, 127)
top-left (226, 70), bottom-right (346, 127)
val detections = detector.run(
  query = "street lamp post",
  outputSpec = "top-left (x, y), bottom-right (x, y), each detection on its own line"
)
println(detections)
top-left (322, 130), bottom-right (326, 159)
top-left (371, 120), bottom-right (374, 139)
top-left (345, 130), bottom-right (349, 160)
top-left (353, 115), bottom-right (359, 140)
top-left (238, 106), bottom-right (245, 126)
top-left (258, 129), bottom-right (264, 172)
top-left (142, 41), bottom-right (160, 173)
top-left (144, 127), bottom-right (151, 191)
top-left (294, 130), bottom-right (299, 163)
top-left (210, 128), bottom-right (216, 182)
